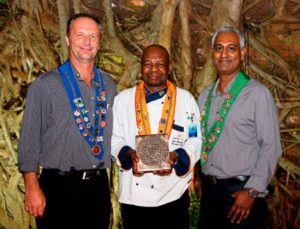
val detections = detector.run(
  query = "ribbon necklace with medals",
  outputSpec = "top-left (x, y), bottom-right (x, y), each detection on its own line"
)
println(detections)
top-left (135, 80), bottom-right (176, 138)
top-left (58, 60), bottom-right (107, 160)
top-left (200, 71), bottom-right (249, 165)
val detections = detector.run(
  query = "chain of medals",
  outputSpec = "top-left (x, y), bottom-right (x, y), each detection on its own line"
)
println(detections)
top-left (200, 71), bottom-right (250, 165)
top-left (58, 60), bottom-right (107, 160)
top-left (135, 80), bottom-right (176, 138)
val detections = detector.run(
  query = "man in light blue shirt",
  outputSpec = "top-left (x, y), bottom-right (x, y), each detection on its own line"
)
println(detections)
top-left (198, 26), bottom-right (281, 229)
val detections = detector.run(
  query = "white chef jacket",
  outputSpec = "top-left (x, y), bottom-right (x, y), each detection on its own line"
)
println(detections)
top-left (112, 86), bottom-right (202, 207)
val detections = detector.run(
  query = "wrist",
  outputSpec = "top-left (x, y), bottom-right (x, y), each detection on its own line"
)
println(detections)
top-left (170, 151), bottom-right (179, 165)
top-left (244, 188), bottom-right (259, 198)
top-left (126, 149), bottom-right (136, 159)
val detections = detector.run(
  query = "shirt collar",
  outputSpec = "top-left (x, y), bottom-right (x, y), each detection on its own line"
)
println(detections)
top-left (70, 61), bottom-right (95, 83)
top-left (145, 86), bottom-right (168, 103)
top-left (212, 72), bottom-right (239, 97)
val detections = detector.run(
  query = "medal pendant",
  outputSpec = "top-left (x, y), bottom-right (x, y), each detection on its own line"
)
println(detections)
top-left (92, 145), bottom-right (101, 155)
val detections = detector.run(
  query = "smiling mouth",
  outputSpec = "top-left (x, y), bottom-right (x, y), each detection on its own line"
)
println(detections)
top-left (218, 60), bottom-right (232, 65)
top-left (148, 73), bottom-right (161, 78)
top-left (219, 58), bottom-right (231, 62)
top-left (79, 45), bottom-right (93, 51)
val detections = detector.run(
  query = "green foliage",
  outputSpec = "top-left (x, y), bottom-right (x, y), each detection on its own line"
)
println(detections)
top-left (97, 52), bottom-right (125, 76)
top-left (189, 191), bottom-right (200, 229)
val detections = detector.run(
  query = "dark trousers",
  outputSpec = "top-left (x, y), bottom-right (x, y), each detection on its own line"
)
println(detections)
top-left (36, 168), bottom-right (111, 229)
top-left (199, 174), bottom-right (267, 229)
top-left (121, 190), bottom-right (190, 229)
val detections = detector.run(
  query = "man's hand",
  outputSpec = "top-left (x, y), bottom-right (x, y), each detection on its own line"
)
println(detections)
top-left (24, 172), bottom-right (46, 217)
top-left (169, 151), bottom-right (178, 167)
top-left (126, 149), bottom-right (144, 176)
top-left (153, 152), bottom-right (177, 176)
top-left (227, 189), bottom-right (255, 224)
top-left (153, 169), bottom-right (172, 176)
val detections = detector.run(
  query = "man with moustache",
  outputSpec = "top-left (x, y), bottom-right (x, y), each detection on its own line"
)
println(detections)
top-left (18, 13), bottom-right (115, 228)
top-left (198, 26), bottom-right (282, 229)
top-left (112, 44), bottom-right (202, 229)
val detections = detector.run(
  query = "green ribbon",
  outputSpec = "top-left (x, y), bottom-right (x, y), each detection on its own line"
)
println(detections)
top-left (200, 71), bottom-right (250, 165)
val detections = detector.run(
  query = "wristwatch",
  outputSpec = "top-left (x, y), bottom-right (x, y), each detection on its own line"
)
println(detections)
top-left (245, 188), bottom-right (260, 198)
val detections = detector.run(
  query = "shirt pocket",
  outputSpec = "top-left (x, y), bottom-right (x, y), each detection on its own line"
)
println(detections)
top-left (172, 123), bottom-right (184, 132)
top-left (170, 123), bottom-right (186, 146)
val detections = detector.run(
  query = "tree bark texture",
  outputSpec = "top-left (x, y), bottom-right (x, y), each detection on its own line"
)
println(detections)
top-left (0, 1), bottom-right (299, 229)
top-left (57, 0), bottom-right (69, 61)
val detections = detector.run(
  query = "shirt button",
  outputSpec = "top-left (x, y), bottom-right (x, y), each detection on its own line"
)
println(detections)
top-left (92, 97), bottom-right (94, 100)
top-left (92, 114), bottom-right (95, 117)
top-left (136, 183), bottom-right (139, 186)
top-left (151, 185), bottom-right (154, 189)
top-left (210, 163), bottom-right (214, 166)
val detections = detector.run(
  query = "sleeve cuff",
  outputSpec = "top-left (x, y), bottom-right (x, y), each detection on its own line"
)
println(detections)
top-left (244, 175), bottom-right (269, 196)
top-left (173, 148), bottom-right (190, 176)
top-left (18, 163), bottom-right (40, 174)
top-left (118, 145), bottom-right (133, 170)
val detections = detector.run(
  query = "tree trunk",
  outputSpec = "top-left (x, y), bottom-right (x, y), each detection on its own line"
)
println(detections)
top-left (179, 0), bottom-right (192, 90)
top-left (102, 0), bottom-right (140, 91)
top-left (73, 0), bottom-right (81, 14)
top-left (157, 0), bottom-right (179, 52)
top-left (57, 0), bottom-right (69, 62)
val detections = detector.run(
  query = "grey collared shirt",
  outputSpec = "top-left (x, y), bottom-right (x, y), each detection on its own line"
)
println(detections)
top-left (198, 75), bottom-right (282, 192)
top-left (18, 64), bottom-right (116, 172)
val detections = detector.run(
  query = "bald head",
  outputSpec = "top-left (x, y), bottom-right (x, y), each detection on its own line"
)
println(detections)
top-left (142, 44), bottom-right (170, 66)
top-left (141, 44), bottom-right (171, 92)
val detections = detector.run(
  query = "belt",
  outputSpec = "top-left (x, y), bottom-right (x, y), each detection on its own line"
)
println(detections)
top-left (42, 168), bottom-right (106, 180)
top-left (205, 175), bottom-right (249, 185)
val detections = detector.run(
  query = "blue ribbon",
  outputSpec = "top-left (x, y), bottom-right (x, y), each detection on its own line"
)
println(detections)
top-left (58, 60), bottom-right (107, 160)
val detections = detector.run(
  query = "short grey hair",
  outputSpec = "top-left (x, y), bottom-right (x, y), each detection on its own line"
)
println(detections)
top-left (211, 26), bottom-right (245, 48)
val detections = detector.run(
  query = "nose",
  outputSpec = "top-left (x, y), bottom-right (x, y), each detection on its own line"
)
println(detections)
top-left (149, 63), bottom-right (159, 72)
top-left (221, 48), bottom-right (228, 58)
top-left (83, 35), bottom-right (91, 45)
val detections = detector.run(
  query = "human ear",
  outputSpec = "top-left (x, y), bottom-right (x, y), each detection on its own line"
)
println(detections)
top-left (168, 64), bottom-right (172, 74)
top-left (65, 35), bottom-right (69, 46)
top-left (240, 47), bottom-right (247, 61)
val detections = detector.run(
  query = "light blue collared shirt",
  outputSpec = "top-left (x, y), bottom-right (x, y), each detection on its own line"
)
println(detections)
top-left (198, 75), bottom-right (282, 193)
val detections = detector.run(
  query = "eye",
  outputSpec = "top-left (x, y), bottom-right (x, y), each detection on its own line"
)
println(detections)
top-left (157, 62), bottom-right (166, 67)
top-left (227, 46), bottom-right (237, 52)
top-left (214, 46), bottom-right (223, 52)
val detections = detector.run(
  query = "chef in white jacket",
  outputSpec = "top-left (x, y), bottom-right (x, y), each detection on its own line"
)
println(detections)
top-left (112, 44), bottom-right (202, 229)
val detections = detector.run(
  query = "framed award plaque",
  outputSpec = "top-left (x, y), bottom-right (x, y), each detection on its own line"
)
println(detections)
top-left (135, 134), bottom-right (171, 172)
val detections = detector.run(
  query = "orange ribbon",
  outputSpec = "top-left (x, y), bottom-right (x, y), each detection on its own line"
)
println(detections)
top-left (135, 80), bottom-right (176, 138)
